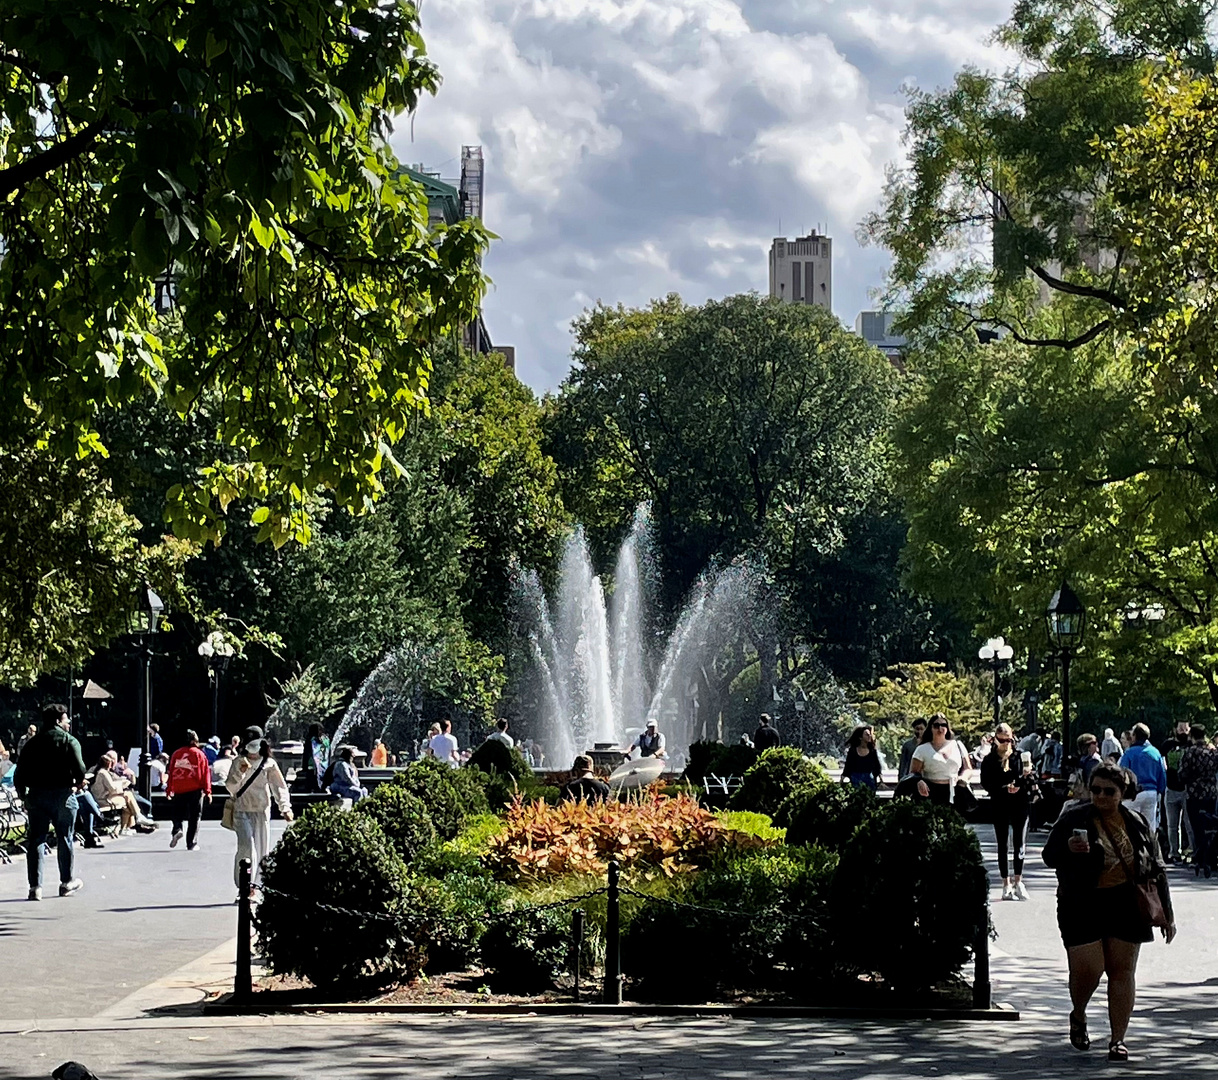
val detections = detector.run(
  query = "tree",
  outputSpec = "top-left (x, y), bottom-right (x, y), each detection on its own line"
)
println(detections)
top-left (874, 2), bottom-right (1218, 711)
top-left (546, 293), bottom-right (902, 699)
top-left (0, 0), bottom-right (488, 546)
top-left (865, 0), bottom-right (1214, 352)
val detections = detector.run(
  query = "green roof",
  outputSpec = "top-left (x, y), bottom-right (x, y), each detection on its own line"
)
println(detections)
top-left (398, 166), bottom-right (461, 226)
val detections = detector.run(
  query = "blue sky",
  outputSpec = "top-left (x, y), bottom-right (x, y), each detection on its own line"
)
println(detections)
top-left (391, 0), bottom-right (1013, 392)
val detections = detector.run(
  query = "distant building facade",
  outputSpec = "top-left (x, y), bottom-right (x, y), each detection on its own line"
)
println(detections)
top-left (768, 232), bottom-right (832, 311)
top-left (401, 146), bottom-right (514, 370)
top-left (854, 310), bottom-right (906, 364)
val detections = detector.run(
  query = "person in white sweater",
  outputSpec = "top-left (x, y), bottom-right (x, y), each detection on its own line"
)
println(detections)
top-left (225, 726), bottom-right (293, 897)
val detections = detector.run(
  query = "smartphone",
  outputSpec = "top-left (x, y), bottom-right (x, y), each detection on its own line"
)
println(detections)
top-left (1072, 828), bottom-right (1088, 841)
top-left (1021, 751), bottom-right (1033, 767)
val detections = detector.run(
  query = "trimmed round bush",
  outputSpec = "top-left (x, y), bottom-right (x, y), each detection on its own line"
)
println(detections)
top-left (257, 804), bottom-right (419, 989)
top-left (394, 757), bottom-right (486, 840)
top-left (354, 785), bottom-right (437, 864)
top-left (479, 906), bottom-right (573, 992)
top-left (623, 846), bottom-right (837, 1000)
top-left (777, 783), bottom-right (879, 851)
top-left (829, 799), bottom-right (988, 990)
top-left (728, 747), bottom-right (826, 816)
top-left (468, 742), bottom-right (540, 809)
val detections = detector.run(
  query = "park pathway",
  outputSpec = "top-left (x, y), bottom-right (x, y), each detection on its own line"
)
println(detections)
top-left (0, 820), bottom-right (1215, 1079)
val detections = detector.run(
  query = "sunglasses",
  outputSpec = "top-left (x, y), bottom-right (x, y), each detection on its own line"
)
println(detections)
top-left (1089, 786), bottom-right (1120, 797)
top-left (995, 737), bottom-right (1012, 744)
top-left (932, 722), bottom-right (949, 729)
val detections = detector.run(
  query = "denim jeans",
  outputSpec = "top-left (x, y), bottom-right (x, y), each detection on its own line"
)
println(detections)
top-left (25, 788), bottom-right (78, 889)
top-left (1164, 788), bottom-right (1194, 858)
top-left (75, 790), bottom-right (105, 836)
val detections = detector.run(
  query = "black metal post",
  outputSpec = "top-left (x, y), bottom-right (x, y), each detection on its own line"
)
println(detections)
top-left (210, 665), bottom-right (220, 741)
top-left (138, 642), bottom-right (153, 802)
top-left (235, 858), bottom-right (253, 1001)
top-left (571, 908), bottom-right (585, 1002)
top-left (973, 906), bottom-right (992, 1009)
top-left (991, 656), bottom-right (1001, 728)
top-left (603, 860), bottom-right (622, 1004)
top-left (1061, 651), bottom-right (1072, 751)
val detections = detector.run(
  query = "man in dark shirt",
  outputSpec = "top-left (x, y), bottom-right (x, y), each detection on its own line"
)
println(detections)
top-left (1160, 719), bottom-right (1195, 861)
top-left (753, 714), bottom-right (781, 752)
top-left (12, 703), bottom-right (87, 900)
top-left (1077, 733), bottom-right (1103, 785)
top-left (561, 756), bottom-right (610, 803)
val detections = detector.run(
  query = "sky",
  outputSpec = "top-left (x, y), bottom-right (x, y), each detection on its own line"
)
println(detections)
top-left (390, 0), bottom-right (1014, 393)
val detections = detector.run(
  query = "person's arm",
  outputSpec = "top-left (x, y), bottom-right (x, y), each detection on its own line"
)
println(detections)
top-left (979, 753), bottom-right (1001, 797)
top-left (69, 738), bottom-right (87, 786)
top-left (956, 741), bottom-right (973, 783)
top-left (871, 750), bottom-right (883, 778)
top-left (269, 763), bottom-right (293, 820)
top-left (1155, 755), bottom-right (1168, 794)
top-left (200, 749), bottom-right (213, 798)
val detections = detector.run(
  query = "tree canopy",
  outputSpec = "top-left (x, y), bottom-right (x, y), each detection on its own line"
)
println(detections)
top-left (0, 0), bottom-right (487, 547)
top-left (545, 293), bottom-right (927, 696)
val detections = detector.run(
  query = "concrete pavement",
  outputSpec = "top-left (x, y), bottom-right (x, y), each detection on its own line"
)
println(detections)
top-left (1, 821), bottom-right (1217, 1079)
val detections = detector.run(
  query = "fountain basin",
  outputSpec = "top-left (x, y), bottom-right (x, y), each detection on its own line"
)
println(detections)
top-left (587, 742), bottom-right (626, 772)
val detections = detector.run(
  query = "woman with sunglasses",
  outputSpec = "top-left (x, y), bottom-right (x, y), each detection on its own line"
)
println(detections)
top-left (909, 713), bottom-right (973, 808)
top-left (1043, 763), bottom-right (1175, 1062)
top-left (981, 722), bottom-right (1038, 901)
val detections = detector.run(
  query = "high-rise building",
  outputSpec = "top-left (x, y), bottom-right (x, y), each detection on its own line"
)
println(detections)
top-left (768, 232), bottom-right (832, 311)
top-left (854, 310), bottom-right (906, 364)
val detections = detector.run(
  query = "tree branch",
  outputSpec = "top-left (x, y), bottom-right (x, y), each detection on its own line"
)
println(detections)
top-left (1027, 264), bottom-right (1126, 309)
top-left (968, 313), bottom-right (1112, 350)
top-left (0, 120), bottom-right (105, 200)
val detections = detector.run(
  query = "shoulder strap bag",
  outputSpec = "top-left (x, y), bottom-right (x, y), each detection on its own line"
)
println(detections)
top-left (221, 758), bottom-right (267, 830)
top-left (1098, 815), bottom-right (1170, 929)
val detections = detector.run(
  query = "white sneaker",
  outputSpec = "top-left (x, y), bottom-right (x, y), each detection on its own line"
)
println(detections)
top-left (170, 829), bottom-right (183, 848)
top-left (1001, 883), bottom-right (1015, 901)
top-left (59, 878), bottom-right (83, 897)
top-left (1014, 881), bottom-right (1030, 901)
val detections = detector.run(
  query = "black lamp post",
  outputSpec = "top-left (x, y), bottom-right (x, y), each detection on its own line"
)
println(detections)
top-left (198, 631), bottom-right (236, 740)
top-left (977, 636), bottom-right (1014, 728)
top-left (1045, 581), bottom-right (1085, 750)
top-left (133, 586), bottom-right (164, 802)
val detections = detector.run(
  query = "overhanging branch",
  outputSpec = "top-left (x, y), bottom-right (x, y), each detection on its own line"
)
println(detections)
top-left (0, 120), bottom-right (105, 200)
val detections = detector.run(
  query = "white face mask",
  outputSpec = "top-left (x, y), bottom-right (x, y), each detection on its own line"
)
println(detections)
top-left (244, 742), bottom-right (262, 757)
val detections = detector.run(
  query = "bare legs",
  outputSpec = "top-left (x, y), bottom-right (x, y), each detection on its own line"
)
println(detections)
top-left (1103, 939), bottom-right (1140, 1043)
top-left (1066, 940), bottom-right (1140, 1046)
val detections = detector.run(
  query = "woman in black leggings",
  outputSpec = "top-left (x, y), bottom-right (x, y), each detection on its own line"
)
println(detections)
top-left (981, 722), bottom-right (1039, 900)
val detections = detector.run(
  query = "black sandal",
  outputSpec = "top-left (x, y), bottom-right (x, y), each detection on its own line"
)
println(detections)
top-left (1069, 1011), bottom-right (1090, 1051)
top-left (1108, 1041), bottom-right (1128, 1062)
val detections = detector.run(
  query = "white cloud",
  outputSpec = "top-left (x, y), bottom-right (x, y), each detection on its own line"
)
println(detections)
top-left (394, 0), bottom-right (1015, 389)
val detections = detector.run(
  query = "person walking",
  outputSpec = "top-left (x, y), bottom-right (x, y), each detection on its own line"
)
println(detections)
top-left (166, 730), bottom-right (212, 850)
top-left (898, 719), bottom-right (927, 780)
top-left (753, 714), bottom-right (781, 752)
top-left (981, 723), bottom-right (1039, 900)
top-left (908, 714), bottom-right (973, 808)
top-left (1179, 725), bottom-right (1218, 870)
top-left (1160, 719), bottom-right (1195, 863)
top-left (225, 726), bottom-right (293, 899)
top-left (841, 725), bottom-right (883, 791)
top-left (1077, 733), bottom-right (1103, 785)
top-left (302, 722), bottom-right (331, 792)
top-left (12, 704), bottom-right (86, 900)
top-left (1119, 724), bottom-right (1167, 834)
top-left (1043, 763), bottom-right (1175, 1061)
top-left (485, 719), bottom-right (513, 748)
top-left (1101, 728), bottom-right (1122, 761)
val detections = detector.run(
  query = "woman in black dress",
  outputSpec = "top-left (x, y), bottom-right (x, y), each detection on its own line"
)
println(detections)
top-left (980, 722), bottom-right (1038, 901)
top-left (841, 725), bottom-right (883, 791)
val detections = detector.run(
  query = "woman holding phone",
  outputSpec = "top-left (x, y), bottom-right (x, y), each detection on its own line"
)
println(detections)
top-left (1042, 763), bottom-right (1175, 1062)
top-left (981, 722), bottom-right (1039, 901)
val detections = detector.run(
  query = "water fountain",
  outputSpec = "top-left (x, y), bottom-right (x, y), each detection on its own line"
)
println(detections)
top-left (513, 504), bottom-right (759, 768)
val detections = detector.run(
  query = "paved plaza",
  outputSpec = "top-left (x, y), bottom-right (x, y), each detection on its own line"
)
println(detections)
top-left (1, 822), bottom-right (1216, 1079)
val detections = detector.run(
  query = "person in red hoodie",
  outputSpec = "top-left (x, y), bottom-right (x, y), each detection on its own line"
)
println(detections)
top-left (166, 730), bottom-right (213, 851)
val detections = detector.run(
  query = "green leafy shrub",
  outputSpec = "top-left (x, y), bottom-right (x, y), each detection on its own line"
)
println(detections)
top-left (257, 805), bottom-right (419, 989)
top-left (468, 741), bottom-right (550, 809)
top-left (354, 785), bottom-right (437, 864)
top-left (728, 747), bottom-right (827, 816)
top-left (623, 846), bottom-right (837, 1000)
top-left (393, 757), bottom-right (486, 840)
top-left (777, 783), bottom-right (878, 851)
top-left (479, 906), bottom-right (574, 992)
top-left (830, 799), bottom-right (987, 990)
top-left (414, 872), bottom-right (512, 974)
top-left (715, 810), bottom-right (786, 842)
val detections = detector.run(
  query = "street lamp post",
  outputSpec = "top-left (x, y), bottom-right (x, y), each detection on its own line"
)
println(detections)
top-left (977, 636), bottom-right (1015, 728)
top-left (198, 631), bottom-right (236, 741)
top-left (133, 587), bottom-right (164, 803)
top-left (1045, 581), bottom-right (1086, 750)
